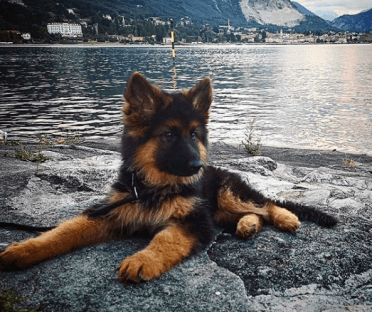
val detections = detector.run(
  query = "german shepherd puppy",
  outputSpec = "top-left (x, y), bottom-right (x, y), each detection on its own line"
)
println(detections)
top-left (0, 72), bottom-right (337, 283)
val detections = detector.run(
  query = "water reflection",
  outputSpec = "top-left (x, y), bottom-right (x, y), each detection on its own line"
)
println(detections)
top-left (0, 45), bottom-right (371, 155)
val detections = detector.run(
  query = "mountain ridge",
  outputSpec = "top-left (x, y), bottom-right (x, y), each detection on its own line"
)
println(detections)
top-left (113, 0), bottom-right (340, 32)
top-left (330, 9), bottom-right (372, 32)
top-left (239, 0), bottom-right (304, 27)
top-left (292, 2), bottom-right (316, 17)
top-left (0, 0), bottom-right (358, 36)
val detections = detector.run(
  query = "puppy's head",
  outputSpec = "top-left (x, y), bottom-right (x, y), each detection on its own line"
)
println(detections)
top-left (122, 72), bottom-right (213, 187)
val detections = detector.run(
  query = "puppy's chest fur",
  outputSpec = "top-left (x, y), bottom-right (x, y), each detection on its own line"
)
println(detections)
top-left (104, 181), bottom-right (206, 233)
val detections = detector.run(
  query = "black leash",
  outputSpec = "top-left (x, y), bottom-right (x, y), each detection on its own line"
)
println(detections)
top-left (88, 172), bottom-right (139, 218)
top-left (0, 174), bottom-right (140, 231)
top-left (88, 194), bottom-right (137, 218)
top-left (0, 195), bottom-right (138, 231)
top-left (0, 222), bottom-right (55, 232)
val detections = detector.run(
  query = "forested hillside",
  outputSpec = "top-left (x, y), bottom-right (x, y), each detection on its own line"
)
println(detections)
top-left (331, 9), bottom-right (372, 32)
top-left (0, 0), bottom-right (345, 42)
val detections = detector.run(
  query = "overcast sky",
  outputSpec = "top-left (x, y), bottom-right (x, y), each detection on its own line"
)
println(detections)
top-left (295, 0), bottom-right (371, 16)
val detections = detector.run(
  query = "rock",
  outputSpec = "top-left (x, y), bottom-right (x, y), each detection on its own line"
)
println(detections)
top-left (0, 130), bottom-right (7, 142)
top-left (0, 142), bottom-right (371, 311)
top-left (0, 243), bottom-right (250, 312)
top-left (212, 156), bottom-right (277, 176)
top-left (3, 151), bottom-right (121, 225)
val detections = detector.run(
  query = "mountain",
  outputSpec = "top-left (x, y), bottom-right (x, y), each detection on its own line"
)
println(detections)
top-left (113, 0), bottom-right (305, 28)
top-left (330, 9), bottom-right (372, 32)
top-left (292, 2), bottom-right (316, 17)
top-left (315, 10), bottom-right (339, 22)
top-left (0, 0), bottom-right (339, 34)
top-left (117, 0), bottom-right (338, 31)
top-left (239, 0), bottom-right (304, 27)
top-left (289, 2), bottom-right (341, 31)
top-left (123, 0), bottom-right (249, 27)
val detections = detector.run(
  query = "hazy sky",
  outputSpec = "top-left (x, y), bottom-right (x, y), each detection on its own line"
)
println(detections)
top-left (295, 0), bottom-right (371, 16)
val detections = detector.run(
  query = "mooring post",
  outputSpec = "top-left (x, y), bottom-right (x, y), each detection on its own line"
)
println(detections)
top-left (170, 19), bottom-right (175, 63)
top-left (170, 19), bottom-right (177, 88)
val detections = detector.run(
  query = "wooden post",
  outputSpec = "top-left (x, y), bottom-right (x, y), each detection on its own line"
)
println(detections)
top-left (170, 19), bottom-right (175, 63)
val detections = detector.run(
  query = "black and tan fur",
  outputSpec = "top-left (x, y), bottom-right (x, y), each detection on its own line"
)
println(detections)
top-left (0, 72), bottom-right (337, 283)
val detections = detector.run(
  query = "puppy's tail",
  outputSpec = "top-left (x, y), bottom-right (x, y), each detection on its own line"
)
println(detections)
top-left (274, 200), bottom-right (338, 227)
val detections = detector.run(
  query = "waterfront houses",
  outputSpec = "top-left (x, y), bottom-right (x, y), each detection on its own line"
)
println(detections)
top-left (264, 30), bottom-right (348, 44)
top-left (47, 23), bottom-right (83, 38)
top-left (2, 15), bottom-right (371, 45)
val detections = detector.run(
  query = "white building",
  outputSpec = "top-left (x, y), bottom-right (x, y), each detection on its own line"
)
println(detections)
top-left (148, 17), bottom-right (166, 26)
top-left (21, 33), bottom-right (31, 40)
top-left (265, 32), bottom-right (283, 43)
top-left (163, 37), bottom-right (172, 44)
top-left (240, 33), bottom-right (256, 43)
top-left (47, 23), bottom-right (83, 37)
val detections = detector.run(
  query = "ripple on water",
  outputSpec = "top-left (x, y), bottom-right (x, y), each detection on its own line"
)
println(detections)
top-left (0, 45), bottom-right (371, 155)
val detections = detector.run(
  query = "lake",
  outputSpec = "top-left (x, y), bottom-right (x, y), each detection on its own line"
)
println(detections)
top-left (0, 44), bottom-right (371, 155)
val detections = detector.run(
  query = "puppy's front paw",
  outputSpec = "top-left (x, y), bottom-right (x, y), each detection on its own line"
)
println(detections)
top-left (0, 242), bottom-right (34, 271)
top-left (117, 251), bottom-right (164, 284)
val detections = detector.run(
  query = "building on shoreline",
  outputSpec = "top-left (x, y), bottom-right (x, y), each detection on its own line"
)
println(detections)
top-left (0, 30), bottom-right (31, 43)
top-left (47, 23), bottom-right (83, 38)
top-left (19, 17), bottom-right (372, 45)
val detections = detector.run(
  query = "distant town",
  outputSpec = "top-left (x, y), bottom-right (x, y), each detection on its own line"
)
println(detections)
top-left (1, 16), bottom-right (372, 45)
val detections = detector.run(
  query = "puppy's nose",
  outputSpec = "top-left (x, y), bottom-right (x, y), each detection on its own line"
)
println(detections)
top-left (188, 159), bottom-right (203, 173)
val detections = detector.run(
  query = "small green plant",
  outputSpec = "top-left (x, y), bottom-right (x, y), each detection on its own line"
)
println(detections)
top-left (241, 117), bottom-right (262, 156)
top-left (4, 140), bottom-right (21, 146)
top-left (32, 146), bottom-right (50, 162)
top-left (14, 146), bottom-right (32, 161)
top-left (15, 145), bottom-right (50, 162)
top-left (0, 288), bottom-right (40, 312)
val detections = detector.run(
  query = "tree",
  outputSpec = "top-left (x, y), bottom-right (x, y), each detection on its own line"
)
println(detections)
top-left (226, 33), bottom-right (236, 42)
top-left (31, 24), bottom-right (42, 40)
top-left (0, 30), bottom-right (11, 42)
top-left (155, 24), bottom-right (166, 41)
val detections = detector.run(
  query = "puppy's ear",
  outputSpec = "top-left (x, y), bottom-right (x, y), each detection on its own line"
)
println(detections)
top-left (123, 72), bottom-right (161, 121)
top-left (187, 77), bottom-right (213, 121)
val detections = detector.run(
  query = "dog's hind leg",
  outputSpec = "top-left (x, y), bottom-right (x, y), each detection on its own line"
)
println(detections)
top-left (212, 168), bottom-right (303, 237)
top-left (265, 202), bottom-right (301, 233)
top-left (236, 213), bottom-right (264, 239)
top-left (214, 187), bottom-right (269, 239)
top-left (0, 216), bottom-right (112, 270)
top-left (215, 186), bottom-right (301, 236)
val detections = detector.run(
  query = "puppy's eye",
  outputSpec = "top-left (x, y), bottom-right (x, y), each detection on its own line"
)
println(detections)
top-left (164, 131), bottom-right (173, 138)
top-left (190, 131), bottom-right (197, 139)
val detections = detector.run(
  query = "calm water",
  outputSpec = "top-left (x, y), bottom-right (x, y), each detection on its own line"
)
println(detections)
top-left (0, 44), bottom-right (371, 155)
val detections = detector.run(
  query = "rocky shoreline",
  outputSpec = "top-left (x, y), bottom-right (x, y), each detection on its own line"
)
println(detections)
top-left (0, 140), bottom-right (371, 311)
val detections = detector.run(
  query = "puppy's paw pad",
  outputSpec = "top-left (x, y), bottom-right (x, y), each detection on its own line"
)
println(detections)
top-left (236, 214), bottom-right (263, 239)
top-left (0, 243), bottom-right (33, 270)
top-left (273, 215), bottom-right (301, 233)
top-left (117, 251), bottom-right (163, 284)
top-left (236, 222), bottom-right (259, 239)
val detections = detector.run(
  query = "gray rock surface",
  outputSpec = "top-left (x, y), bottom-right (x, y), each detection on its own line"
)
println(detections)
top-left (0, 141), bottom-right (371, 311)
